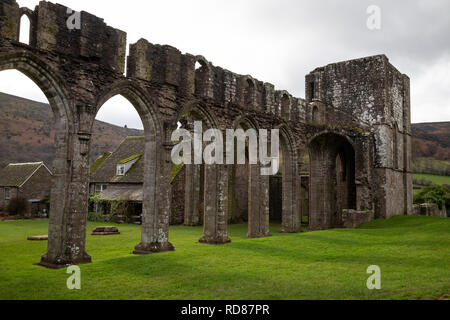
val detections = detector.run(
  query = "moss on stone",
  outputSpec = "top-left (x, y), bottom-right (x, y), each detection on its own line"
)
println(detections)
top-left (118, 153), bottom-right (142, 165)
top-left (171, 163), bottom-right (184, 182)
top-left (90, 153), bottom-right (111, 175)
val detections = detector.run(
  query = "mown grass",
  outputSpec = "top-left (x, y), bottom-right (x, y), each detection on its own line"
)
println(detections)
top-left (0, 217), bottom-right (449, 300)
top-left (413, 174), bottom-right (450, 186)
top-left (413, 173), bottom-right (450, 195)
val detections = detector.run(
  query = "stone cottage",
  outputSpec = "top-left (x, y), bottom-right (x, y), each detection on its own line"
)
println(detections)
top-left (0, 162), bottom-right (52, 215)
top-left (90, 136), bottom-right (185, 224)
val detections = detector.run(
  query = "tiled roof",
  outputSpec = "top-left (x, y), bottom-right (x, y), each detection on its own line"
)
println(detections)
top-left (0, 162), bottom-right (48, 187)
top-left (99, 184), bottom-right (143, 201)
top-left (90, 137), bottom-right (145, 184)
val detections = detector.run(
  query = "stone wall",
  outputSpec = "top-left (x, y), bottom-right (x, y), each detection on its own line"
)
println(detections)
top-left (269, 176), bottom-right (282, 221)
top-left (306, 56), bottom-right (412, 220)
top-left (0, 0), bottom-right (412, 267)
top-left (0, 186), bottom-right (17, 209)
top-left (342, 209), bottom-right (375, 229)
top-left (413, 203), bottom-right (447, 218)
top-left (170, 166), bottom-right (185, 225)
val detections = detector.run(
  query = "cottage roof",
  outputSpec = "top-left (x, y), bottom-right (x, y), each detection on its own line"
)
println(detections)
top-left (90, 137), bottom-right (145, 184)
top-left (0, 162), bottom-right (52, 187)
top-left (99, 184), bottom-right (143, 201)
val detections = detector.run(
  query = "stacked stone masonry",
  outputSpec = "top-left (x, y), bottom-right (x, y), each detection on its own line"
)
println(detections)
top-left (0, 0), bottom-right (412, 268)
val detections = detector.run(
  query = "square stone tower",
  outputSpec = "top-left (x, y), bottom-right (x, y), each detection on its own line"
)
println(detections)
top-left (306, 55), bottom-right (413, 219)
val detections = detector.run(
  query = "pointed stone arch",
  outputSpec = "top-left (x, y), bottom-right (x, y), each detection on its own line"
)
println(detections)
top-left (230, 115), bottom-right (271, 238)
top-left (0, 51), bottom-right (81, 267)
top-left (177, 102), bottom-right (231, 245)
top-left (308, 131), bottom-right (357, 230)
top-left (95, 79), bottom-right (174, 254)
top-left (276, 123), bottom-right (301, 233)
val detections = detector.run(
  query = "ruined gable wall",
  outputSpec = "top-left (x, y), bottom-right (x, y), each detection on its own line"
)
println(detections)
top-left (20, 165), bottom-right (52, 201)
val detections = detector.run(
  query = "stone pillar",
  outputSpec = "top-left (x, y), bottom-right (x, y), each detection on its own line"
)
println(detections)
top-left (309, 147), bottom-right (334, 230)
top-left (247, 164), bottom-right (271, 238)
top-left (280, 155), bottom-right (302, 233)
top-left (200, 164), bottom-right (231, 244)
top-left (134, 137), bottom-right (174, 254)
top-left (281, 170), bottom-right (302, 233)
top-left (184, 163), bottom-right (202, 226)
top-left (40, 132), bottom-right (92, 268)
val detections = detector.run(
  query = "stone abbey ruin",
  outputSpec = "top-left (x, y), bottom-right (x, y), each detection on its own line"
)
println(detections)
top-left (0, 0), bottom-right (412, 268)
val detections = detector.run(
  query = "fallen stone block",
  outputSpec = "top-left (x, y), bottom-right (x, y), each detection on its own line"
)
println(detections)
top-left (91, 226), bottom-right (120, 236)
top-left (412, 203), bottom-right (445, 217)
top-left (27, 235), bottom-right (48, 241)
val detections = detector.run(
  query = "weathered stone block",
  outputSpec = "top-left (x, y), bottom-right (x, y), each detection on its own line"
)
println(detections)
top-left (342, 210), bottom-right (375, 228)
top-left (27, 235), bottom-right (48, 241)
top-left (91, 226), bottom-right (120, 236)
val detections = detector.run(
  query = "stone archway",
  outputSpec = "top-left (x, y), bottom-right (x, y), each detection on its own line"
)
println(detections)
top-left (176, 102), bottom-right (231, 245)
top-left (308, 132), bottom-right (356, 230)
top-left (95, 80), bottom-right (174, 254)
top-left (277, 125), bottom-right (302, 233)
top-left (230, 115), bottom-right (270, 238)
top-left (0, 51), bottom-right (78, 267)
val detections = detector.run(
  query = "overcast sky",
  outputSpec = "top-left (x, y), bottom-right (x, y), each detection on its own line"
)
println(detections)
top-left (0, 0), bottom-right (448, 129)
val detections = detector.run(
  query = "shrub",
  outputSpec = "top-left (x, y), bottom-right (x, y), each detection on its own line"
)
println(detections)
top-left (7, 197), bottom-right (30, 216)
top-left (414, 185), bottom-right (450, 210)
top-left (412, 178), bottom-right (433, 187)
top-left (88, 193), bottom-right (139, 223)
top-left (88, 193), bottom-right (110, 215)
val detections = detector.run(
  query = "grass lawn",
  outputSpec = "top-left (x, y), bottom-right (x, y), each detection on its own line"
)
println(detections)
top-left (412, 173), bottom-right (450, 195)
top-left (413, 174), bottom-right (450, 186)
top-left (0, 217), bottom-right (449, 300)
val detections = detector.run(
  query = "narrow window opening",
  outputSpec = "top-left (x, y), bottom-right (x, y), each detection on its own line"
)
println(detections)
top-left (19, 15), bottom-right (31, 45)
top-left (281, 94), bottom-right (290, 119)
top-left (195, 61), bottom-right (203, 70)
top-left (309, 82), bottom-right (315, 101)
top-left (245, 79), bottom-right (255, 106)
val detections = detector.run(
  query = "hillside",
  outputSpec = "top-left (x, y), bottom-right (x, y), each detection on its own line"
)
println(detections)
top-left (0, 92), bottom-right (143, 169)
top-left (0, 92), bottom-right (449, 175)
top-left (411, 122), bottom-right (450, 176)
top-left (412, 122), bottom-right (450, 160)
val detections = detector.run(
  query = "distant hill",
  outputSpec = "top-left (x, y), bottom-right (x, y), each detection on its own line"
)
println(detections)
top-left (411, 122), bottom-right (450, 161)
top-left (0, 92), bottom-right (449, 175)
top-left (411, 122), bottom-right (450, 176)
top-left (0, 92), bottom-right (143, 169)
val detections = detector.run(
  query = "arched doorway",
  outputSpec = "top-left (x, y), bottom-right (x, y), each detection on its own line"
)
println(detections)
top-left (0, 52), bottom-right (74, 267)
top-left (89, 94), bottom-right (144, 222)
top-left (309, 132), bottom-right (356, 230)
top-left (95, 81), bottom-right (173, 254)
top-left (228, 116), bottom-right (270, 238)
top-left (278, 125), bottom-right (301, 233)
top-left (176, 103), bottom-right (231, 244)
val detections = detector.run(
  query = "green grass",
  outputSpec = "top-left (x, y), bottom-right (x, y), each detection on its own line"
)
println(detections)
top-left (0, 217), bottom-right (449, 300)
top-left (413, 174), bottom-right (450, 186)
top-left (413, 173), bottom-right (450, 195)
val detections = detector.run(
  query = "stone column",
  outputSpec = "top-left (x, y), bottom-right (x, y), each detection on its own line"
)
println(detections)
top-left (184, 163), bottom-right (202, 226)
top-left (309, 146), bottom-right (334, 230)
top-left (281, 167), bottom-right (301, 233)
top-left (40, 132), bottom-right (92, 268)
top-left (280, 142), bottom-right (301, 234)
top-left (248, 164), bottom-right (271, 238)
top-left (199, 164), bottom-right (231, 244)
top-left (134, 139), bottom-right (175, 254)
